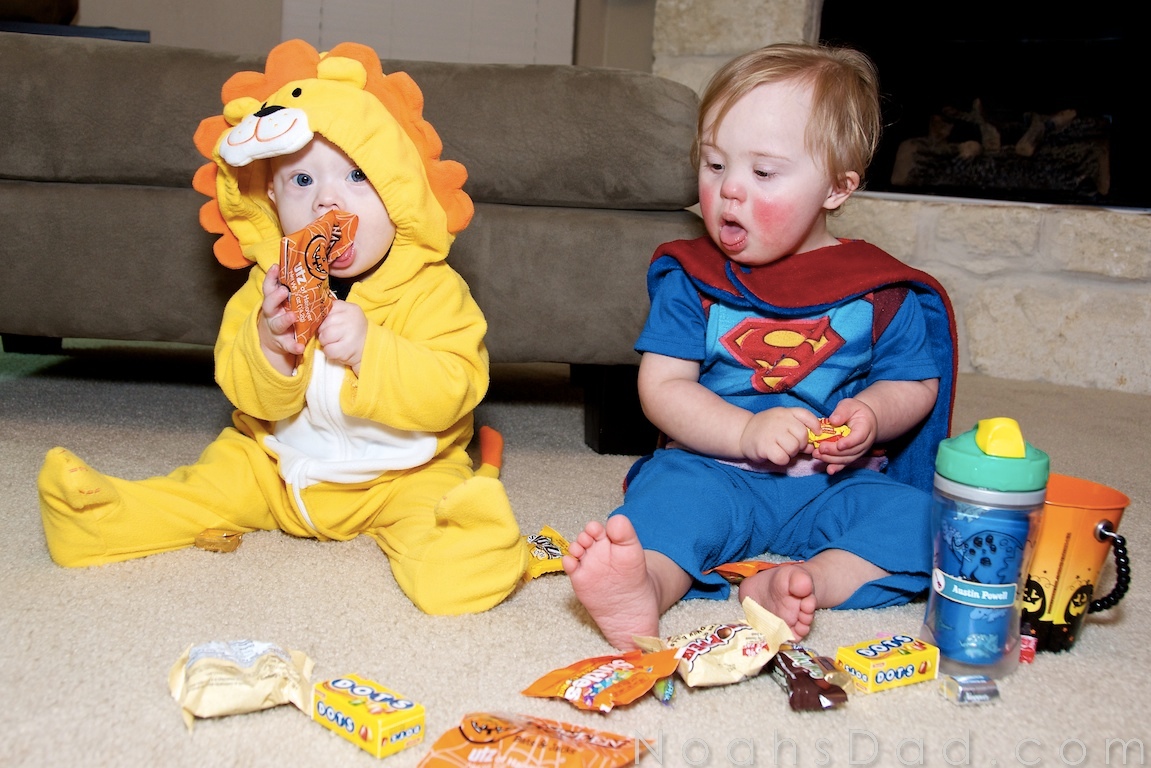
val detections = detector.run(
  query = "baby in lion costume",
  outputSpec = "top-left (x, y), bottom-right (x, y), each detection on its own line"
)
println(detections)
top-left (37, 40), bottom-right (528, 614)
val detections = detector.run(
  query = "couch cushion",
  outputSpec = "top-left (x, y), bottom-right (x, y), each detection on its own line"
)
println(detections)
top-left (0, 179), bottom-right (246, 345)
top-left (453, 203), bottom-right (706, 364)
top-left (391, 60), bottom-right (699, 210)
top-left (0, 32), bottom-right (698, 211)
top-left (0, 32), bottom-right (257, 189)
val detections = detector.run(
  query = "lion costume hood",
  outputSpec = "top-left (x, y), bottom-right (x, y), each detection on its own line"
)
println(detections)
top-left (192, 39), bottom-right (473, 290)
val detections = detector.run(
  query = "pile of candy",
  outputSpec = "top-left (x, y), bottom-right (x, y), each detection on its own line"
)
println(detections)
top-left (171, 551), bottom-right (998, 764)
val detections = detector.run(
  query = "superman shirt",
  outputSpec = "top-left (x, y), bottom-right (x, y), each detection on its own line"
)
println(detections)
top-left (641, 266), bottom-right (939, 417)
top-left (635, 237), bottom-right (957, 493)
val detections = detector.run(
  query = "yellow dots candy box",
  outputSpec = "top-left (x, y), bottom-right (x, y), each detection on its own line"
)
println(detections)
top-left (312, 675), bottom-right (424, 759)
top-left (833, 635), bottom-right (939, 693)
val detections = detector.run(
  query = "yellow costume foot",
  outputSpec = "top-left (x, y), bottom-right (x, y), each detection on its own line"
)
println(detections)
top-left (400, 475), bottom-right (528, 615)
top-left (38, 447), bottom-right (121, 566)
top-left (40, 447), bottom-right (120, 510)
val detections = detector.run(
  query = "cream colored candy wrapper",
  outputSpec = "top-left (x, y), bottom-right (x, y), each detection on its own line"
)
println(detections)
top-left (168, 640), bottom-right (314, 731)
top-left (634, 597), bottom-right (794, 687)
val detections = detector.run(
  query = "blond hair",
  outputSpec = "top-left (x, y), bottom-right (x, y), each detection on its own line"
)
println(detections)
top-left (692, 42), bottom-right (881, 188)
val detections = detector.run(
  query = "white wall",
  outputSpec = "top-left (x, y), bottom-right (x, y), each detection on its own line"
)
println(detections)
top-left (281, 0), bottom-right (574, 64)
top-left (75, 0), bottom-right (283, 56)
top-left (575, 0), bottom-right (655, 71)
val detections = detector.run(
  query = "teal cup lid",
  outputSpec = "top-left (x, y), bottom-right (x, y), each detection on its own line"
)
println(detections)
top-left (935, 417), bottom-right (1049, 493)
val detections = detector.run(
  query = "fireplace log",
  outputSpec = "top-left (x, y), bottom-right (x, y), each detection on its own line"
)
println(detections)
top-left (890, 106), bottom-right (1110, 200)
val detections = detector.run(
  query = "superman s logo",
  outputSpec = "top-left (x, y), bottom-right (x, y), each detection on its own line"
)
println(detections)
top-left (720, 316), bottom-right (844, 393)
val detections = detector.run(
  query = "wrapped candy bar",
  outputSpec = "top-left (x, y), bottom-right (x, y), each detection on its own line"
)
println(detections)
top-left (633, 597), bottom-right (793, 687)
top-left (522, 649), bottom-right (679, 713)
top-left (168, 640), bottom-right (313, 730)
top-left (767, 643), bottom-right (850, 711)
top-left (940, 674), bottom-right (999, 705)
top-left (193, 528), bottom-right (243, 553)
top-left (523, 525), bottom-right (570, 581)
top-left (279, 209), bottom-right (358, 345)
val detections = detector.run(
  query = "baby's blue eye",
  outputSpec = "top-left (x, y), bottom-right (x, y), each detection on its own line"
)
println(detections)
top-left (349, 168), bottom-right (368, 183)
top-left (291, 173), bottom-right (313, 187)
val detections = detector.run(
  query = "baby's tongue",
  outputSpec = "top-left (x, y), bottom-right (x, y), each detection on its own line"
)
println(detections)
top-left (719, 222), bottom-right (746, 250)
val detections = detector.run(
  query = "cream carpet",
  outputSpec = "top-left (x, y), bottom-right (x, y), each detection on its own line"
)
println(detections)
top-left (1, 343), bottom-right (1146, 767)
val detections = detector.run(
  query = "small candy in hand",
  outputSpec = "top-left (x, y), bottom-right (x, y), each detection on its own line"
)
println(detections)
top-left (808, 418), bottom-right (850, 445)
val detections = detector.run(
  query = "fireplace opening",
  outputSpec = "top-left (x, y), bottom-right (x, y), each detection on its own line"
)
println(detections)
top-left (819, 2), bottom-right (1146, 208)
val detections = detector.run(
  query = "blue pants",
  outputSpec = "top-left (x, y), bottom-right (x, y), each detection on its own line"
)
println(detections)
top-left (613, 448), bottom-right (932, 608)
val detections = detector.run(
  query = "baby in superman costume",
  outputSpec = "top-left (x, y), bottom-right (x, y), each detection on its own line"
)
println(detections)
top-left (565, 42), bottom-right (958, 648)
top-left (38, 40), bottom-right (528, 614)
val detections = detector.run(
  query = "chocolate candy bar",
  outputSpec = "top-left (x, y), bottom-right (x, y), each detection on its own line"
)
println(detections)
top-left (767, 643), bottom-right (849, 711)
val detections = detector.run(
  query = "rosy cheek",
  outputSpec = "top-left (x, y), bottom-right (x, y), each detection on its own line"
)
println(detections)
top-left (697, 178), bottom-right (720, 219)
top-left (751, 196), bottom-right (795, 232)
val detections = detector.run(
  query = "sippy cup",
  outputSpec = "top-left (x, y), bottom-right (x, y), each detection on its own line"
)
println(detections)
top-left (921, 417), bottom-right (1049, 678)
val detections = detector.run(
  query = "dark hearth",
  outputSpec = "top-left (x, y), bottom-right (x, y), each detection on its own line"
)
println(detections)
top-left (891, 99), bottom-right (1110, 202)
top-left (820, 2), bottom-right (1145, 208)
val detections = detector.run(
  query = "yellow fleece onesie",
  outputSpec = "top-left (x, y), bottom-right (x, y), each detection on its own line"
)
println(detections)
top-left (37, 40), bottom-right (528, 615)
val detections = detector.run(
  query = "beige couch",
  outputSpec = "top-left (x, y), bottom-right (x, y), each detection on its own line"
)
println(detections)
top-left (0, 31), bottom-right (706, 452)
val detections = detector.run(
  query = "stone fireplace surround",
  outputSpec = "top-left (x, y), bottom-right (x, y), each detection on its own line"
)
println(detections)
top-left (651, 0), bottom-right (1151, 396)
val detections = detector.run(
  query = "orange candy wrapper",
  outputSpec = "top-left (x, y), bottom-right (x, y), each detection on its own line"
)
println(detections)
top-left (418, 712), bottom-right (643, 768)
top-left (522, 649), bottom-right (679, 713)
top-left (704, 559), bottom-right (803, 584)
top-left (279, 209), bottom-right (358, 345)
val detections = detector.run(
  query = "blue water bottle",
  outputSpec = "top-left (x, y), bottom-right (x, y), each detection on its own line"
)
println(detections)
top-left (921, 417), bottom-right (1049, 678)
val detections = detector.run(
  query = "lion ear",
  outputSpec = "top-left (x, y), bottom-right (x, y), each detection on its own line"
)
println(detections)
top-left (264, 38), bottom-right (322, 85)
top-left (221, 70), bottom-right (269, 105)
top-left (316, 55), bottom-right (367, 89)
top-left (223, 96), bottom-right (263, 126)
top-left (219, 39), bottom-right (321, 104)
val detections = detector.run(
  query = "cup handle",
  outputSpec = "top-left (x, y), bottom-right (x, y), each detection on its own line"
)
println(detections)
top-left (1089, 521), bottom-right (1131, 613)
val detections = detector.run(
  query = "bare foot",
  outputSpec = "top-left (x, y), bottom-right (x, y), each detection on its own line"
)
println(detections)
top-left (738, 563), bottom-right (817, 640)
top-left (563, 516), bottom-right (659, 650)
